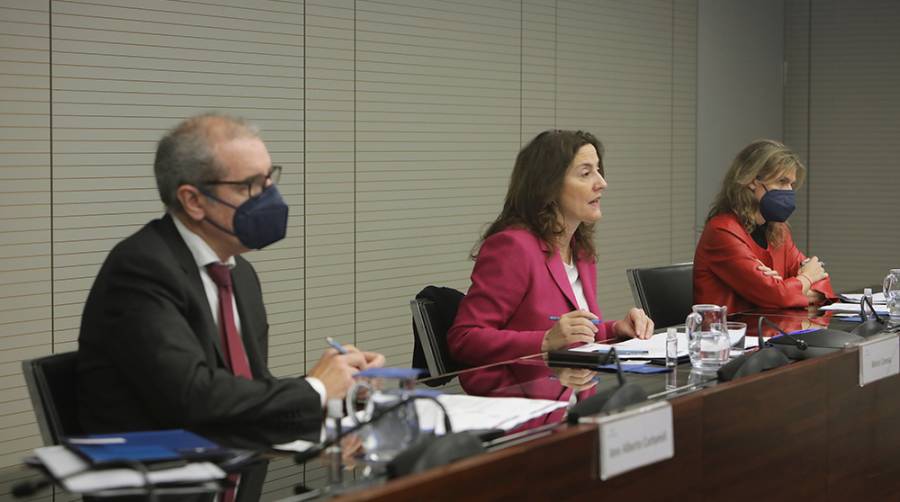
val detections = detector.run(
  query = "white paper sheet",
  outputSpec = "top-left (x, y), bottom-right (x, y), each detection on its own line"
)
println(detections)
top-left (570, 331), bottom-right (690, 359)
top-left (839, 292), bottom-right (887, 304)
top-left (821, 302), bottom-right (889, 314)
top-left (33, 446), bottom-right (224, 494)
top-left (415, 394), bottom-right (569, 434)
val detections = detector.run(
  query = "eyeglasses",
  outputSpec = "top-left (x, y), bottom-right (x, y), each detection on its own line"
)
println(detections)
top-left (203, 165), bottom-right (282, 199)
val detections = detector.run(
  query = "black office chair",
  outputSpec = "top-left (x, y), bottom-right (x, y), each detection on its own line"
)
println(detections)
top-left (410, 286), bottom-right (465, 386)
top-left (22, 351), bottom-right (82, 445)
top-left (626, 262), bottom-right (694, 329)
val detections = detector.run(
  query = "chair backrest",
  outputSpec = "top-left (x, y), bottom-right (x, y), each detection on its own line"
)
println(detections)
top-left (410, 286), bottom-right (465, 385)
top-left (626, 262), bottom-right (694, 329)
top-left (22, 351), bottom-right (82, 445)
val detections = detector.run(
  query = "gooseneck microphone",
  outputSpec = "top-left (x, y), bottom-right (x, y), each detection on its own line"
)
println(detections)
top-left (566, 347), bottom-right (648, 423)
top-left (717, 317), bottom-right (793, 382)
top-left (293, 394), bottom-right (452, 466)
top-left (760, 317), bottom-right (808, 351)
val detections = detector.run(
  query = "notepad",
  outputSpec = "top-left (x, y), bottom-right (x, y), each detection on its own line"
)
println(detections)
top-left (65, 429), bottom-right (226, 465)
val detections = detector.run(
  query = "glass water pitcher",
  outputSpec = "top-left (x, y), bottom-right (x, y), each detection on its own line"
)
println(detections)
top-left (884, 269), bottom-right (900, 323)
top-left (686, 304), bottom-right (730, 370)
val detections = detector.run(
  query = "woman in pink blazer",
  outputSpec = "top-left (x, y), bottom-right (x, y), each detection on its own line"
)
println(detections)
top-left (448, 130), bottom-right (654, 396)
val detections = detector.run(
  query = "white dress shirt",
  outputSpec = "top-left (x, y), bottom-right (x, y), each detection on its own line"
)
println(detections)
top-left (564, 259), bottom-right (590, 311)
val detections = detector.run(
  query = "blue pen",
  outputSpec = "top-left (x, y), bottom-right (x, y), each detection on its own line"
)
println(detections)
top-left (789, 328), bottom-right (822, 335)
top-left (549, 315), bottom-right (601, 325)
top-left (325, 336), bottom-right (348, 354)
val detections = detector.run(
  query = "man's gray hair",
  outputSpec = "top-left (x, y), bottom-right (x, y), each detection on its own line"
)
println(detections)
top-left (154, 113), bottom-right (260, 211)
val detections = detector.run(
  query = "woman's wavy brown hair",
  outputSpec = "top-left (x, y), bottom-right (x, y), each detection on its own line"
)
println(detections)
top-left (706, 139), bottom-right (806, 247)
top-left (474, 129), bottom-right (604, 261)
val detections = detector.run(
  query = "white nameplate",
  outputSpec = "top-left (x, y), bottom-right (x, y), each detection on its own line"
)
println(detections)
top-left (584, 401), bottom-right (674, 480)
top-left (859, 333), bottom-right (900, 386)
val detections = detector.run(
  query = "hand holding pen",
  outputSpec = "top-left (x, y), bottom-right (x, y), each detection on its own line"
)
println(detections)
top-left (308, 337), bottom-right (386, 400)
top-left (541, 310), bottom-right (599, 352)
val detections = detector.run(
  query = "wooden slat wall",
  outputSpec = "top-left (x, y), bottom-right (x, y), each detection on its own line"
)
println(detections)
top-left (522, 0), bottom-right (556, 139)
top-left (805, 0), bottom-right (900, 291)
top-left (353, 0), bottom-right (520, 364)
top-left (0, 1), bottom-right (700, 491)
top-left (0, 0), bottom-right (53, 494)
top-left (555, 0), bottom-right (695, 319)
top-left (672, 0), bottom-right (697, 261)
top-left (784, 0), bottom-right (810, 252)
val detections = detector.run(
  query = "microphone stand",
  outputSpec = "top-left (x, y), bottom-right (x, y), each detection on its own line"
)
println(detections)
top-left (566, 347), bottom-right (648, 423)
top-left (760, 317), bottom-right (809, 350)
top-left (293, 394), bottom-right (452, 494)
top-left (715, 317), bottom-right (792, 382)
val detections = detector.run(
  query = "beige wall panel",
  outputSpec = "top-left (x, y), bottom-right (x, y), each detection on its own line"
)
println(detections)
top-left (353, 0), bottom-right (519, 367)
top-left (671, 0), bottom-right (697, 261)
top-left (0, 1), bottom-right (50, 469)
top-left (298, 0), bottom-right (355, 490)
top-left (556, 0), bottom-right (676, 319)
top-left (805, 0), bottom-right (900, 291)
top-left (784, 0), bottom-right (811, 252)
top-left (0, 0), bottom-right (702, 489)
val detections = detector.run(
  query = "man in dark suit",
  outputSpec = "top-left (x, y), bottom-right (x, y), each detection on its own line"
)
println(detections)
top-left (77, 114), bottom-right (383, 440)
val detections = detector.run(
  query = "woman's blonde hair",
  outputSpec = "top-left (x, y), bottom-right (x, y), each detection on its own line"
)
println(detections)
top-left (706, 139), bottom-right (806, 247)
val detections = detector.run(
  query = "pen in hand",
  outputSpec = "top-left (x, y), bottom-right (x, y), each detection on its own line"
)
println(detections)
top-left (549, 315), bottom-right (601, 325)
top-left (325, 336), bottom-right (348, 355)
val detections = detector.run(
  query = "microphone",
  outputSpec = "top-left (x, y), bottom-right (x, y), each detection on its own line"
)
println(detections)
top-left (764, 316), bottom-right (864, 360)
top-left (852, 294), bottom-right (889, 338)
top-left (293, 393), bottom-right (487, 492)
top-left (566, 348), bottom-right (648, 423)
top-left (761, 317), bottom-right (809, 350)
top-left (293, 393), bottom-right (452, 466)
top-left (717, 317), bottom-right (791, 381)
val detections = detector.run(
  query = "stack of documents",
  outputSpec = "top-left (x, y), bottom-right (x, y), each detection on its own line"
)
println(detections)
top-left (416, 394), bottom-right (569, 434)
top-left (33, 446), bottom-right (224, 494)
top-left (839, 292), bottom-right (886, 304)
top-left (274, 394), bottom-right (569, 452)
top-left (570, 330), bottom-right (691, 359)
top-left (821, 303), bottom-right (889, 315)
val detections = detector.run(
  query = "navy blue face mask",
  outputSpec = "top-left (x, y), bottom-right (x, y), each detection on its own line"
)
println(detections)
top-left (201, 185), bottom-right (289, 249)
top-left (758, 186), bottom-right (795, 223)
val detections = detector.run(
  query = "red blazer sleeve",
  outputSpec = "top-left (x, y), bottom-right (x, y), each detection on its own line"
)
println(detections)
top-left (703, 225), bottom-right (810, 309)
top-left (448, 232), bottom-right (546, 366)
top-left (781, 232), bottom-right (837, 300)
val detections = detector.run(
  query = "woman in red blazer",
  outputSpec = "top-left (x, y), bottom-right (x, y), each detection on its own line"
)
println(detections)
top-left (694, 139), bottom-right (835, 314)
top-left (448, 130), bottom-right (653, 396)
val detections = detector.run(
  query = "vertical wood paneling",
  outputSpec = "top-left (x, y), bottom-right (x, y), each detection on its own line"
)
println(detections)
top-left (294, 0), bottom-right (354, 492)
top-left (556, 0), bottom-right (677, 319)
top-left (522, 0), bottom-right (556, 140)
top-left (0, 0), bottom-right (51, 471)
top-left (784, 0), bottom-right (810, 252)
top-left (354, 0), bottom-right (521, 366)
top-left (0, 0), bottom-right (703, 490)
top-left (807, 0), bottom-right (900, 291)
top-left (672, 0), bottom-right (697, 261)
top-left (49, 0), bottom-right (305, 371)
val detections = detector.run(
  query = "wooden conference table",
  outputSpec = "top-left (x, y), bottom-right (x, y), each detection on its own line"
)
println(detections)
top-left (329, 308), bottom-right (900, 502)
top-left (19, 308), bottom-right (899, 501)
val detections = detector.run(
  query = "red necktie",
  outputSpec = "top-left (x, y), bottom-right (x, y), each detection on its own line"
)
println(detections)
top-left (206, 263), bottom-right (253, 379)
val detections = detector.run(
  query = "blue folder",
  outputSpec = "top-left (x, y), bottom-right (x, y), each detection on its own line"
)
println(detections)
top-left (64, 429), bottom-right (225, 465)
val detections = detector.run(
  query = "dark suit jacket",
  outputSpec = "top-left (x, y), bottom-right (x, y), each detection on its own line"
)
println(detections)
top-left (77, 214), bottom-right (322, 439)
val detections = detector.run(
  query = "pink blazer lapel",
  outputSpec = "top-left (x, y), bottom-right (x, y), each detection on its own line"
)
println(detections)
top-left (545, 250), bottom-right (579, 311)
